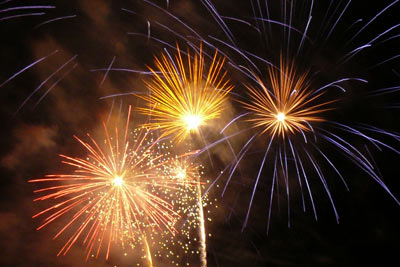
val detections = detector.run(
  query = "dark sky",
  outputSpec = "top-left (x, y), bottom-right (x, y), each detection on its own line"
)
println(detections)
top-left (1, 0), bottom-right (400, 266)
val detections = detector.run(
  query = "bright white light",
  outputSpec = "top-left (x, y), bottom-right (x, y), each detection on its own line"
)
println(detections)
top-left (184, 114), bottom-right (202, 130)
top-left (176, 169), bottom-right (186, 179)
top-left (276, 112), bottom-right (286, 122)
top-left (113, 176), bottom-right (124, 186)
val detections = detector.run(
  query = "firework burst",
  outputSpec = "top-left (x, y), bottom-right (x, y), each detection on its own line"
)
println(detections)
top-left (225, 57), bottom-right (400, 231)
top-left (241, 55), bottom-right (335, 138)
top-left (137, 44), bottom-right (233, 142)
top-left (3, 0), bottom-right (397, 265)
top-left (29, 107), bottom-right (199, 261)
top-left (182, 0), bottom-right (400, 232)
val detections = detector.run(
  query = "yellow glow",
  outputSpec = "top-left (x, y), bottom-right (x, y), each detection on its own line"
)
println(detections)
top-left (137, 44), bottom-right (233, 142)
top-left (276, 112), bottom-right (286, 122)
top-left (183, 114), bottom-right (202, 131)
top-left (113, 176), bottom-right (124, 186)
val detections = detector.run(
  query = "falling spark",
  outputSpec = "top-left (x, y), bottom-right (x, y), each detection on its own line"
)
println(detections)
top-left (159, 157), bottom-right (210, 266)
top-left (171, 158), bottom-right (208, 266)
top-left (197, 180), bottom-right (207, 267)
top-left (143, 235), bottom-right (153, 267)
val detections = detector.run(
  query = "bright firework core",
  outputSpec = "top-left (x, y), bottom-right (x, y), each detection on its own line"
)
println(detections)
top-left (176, 168), bottom-right (187, 179)
top-left (183, 114), bottom-right (203, 131)
top-left (276, 112), bottom-right (286, 122)
top-left (113, 176), bottom-right (124, 186)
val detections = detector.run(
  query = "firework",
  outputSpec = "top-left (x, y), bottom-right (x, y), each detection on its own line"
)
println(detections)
top-left (171, 158), bottom-right (208, 267)
top-left (157, 155), bottom-right (210, 267)
top-left (143, 236), bottom-right (153, 267)
top-left (137, 44), bottom-right (233, 142)
top-left (196, 181), bottom-right (207, 267)
top-left (29, 107), bottom-right (198, 261)
top-left (2, 0), bottom-right (398, 265)
top-left (166, 0), bottom-right (400, 231)
top-left (240, 55), bottom-right (335, 138)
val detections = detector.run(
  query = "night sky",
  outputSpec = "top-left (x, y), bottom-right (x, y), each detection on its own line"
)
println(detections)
top-left (1, 0), bottom-right (400, 266)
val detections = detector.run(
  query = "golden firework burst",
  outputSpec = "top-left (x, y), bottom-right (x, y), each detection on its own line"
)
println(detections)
top-left (137, 44), bottom-right (233, 142)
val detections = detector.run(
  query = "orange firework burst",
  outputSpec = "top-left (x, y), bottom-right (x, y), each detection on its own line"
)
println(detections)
top-left (29, 107), bottom-right (196, 261)
top-left (137, 44), bottom-right (233, 142)
top-left (241, 56), bottom-right (335, 138)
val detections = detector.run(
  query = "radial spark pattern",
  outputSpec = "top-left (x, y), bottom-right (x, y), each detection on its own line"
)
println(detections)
top-left (137, 44), bottom-right (233, 142)
top-left (241, 56), bottom-right (334, 138)
top-left (29, 111), bottom-right (200, 260)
